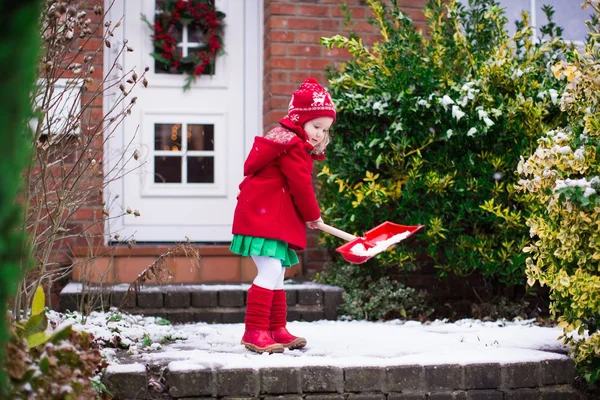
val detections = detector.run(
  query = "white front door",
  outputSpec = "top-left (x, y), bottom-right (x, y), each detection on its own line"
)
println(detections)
top-left (105, 0), bottom-right (262, 242)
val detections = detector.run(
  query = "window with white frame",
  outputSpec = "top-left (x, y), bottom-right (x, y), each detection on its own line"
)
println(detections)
top-left (153, 122), bottom-right (216, 184)
top-left (32, 78), bottom-right (83, 136)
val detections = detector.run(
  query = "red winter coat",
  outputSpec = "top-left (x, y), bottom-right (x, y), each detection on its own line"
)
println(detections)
top-left (232, 119), bottom-right (322, 250)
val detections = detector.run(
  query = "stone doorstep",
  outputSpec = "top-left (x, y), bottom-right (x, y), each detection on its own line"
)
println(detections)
top-left (103, 360), bottom-right (580, 399)
top-left (59, 282), bottom-right (344, 323)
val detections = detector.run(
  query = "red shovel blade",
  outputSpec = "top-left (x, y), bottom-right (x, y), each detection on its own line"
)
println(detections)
top-left (335, 222), bottom-right (424, 264)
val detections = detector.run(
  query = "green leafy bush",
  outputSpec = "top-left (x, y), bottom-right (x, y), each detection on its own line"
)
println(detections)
top-left (517, 0), bottom-right (600, 382)
top-left (5, 287), bottom-right (107, 399)
top-left (0, 0), bottom-right (40, 393)
top-left (321, 263), bottom-right (432, 320)
top-left (316, 0), bottom-right (569, 319)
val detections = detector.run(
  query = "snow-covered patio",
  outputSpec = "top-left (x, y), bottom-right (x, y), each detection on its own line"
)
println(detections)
top-left (55, 310), bottom-right (570, 368)
top-left (132, 319), bottom-right (569, 369)
top-left (52, 310), bottom-right (581, 398)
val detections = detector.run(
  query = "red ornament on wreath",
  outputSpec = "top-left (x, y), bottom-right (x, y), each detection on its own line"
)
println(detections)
top-left (142, 0), bottom-right (225, 91)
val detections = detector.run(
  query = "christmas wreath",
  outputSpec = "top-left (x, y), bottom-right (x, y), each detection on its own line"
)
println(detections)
top-left (143, 0), bottom-right (225, 90)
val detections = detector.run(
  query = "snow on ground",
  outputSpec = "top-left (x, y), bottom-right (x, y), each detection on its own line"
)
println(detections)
top-left (138, 319), bottom-right (569, 369)
top-left (49, 310), bottom-right (570, 369)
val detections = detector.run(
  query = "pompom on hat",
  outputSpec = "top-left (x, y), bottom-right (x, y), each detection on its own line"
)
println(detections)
top-left (286, 78), bottom-right (336, 127)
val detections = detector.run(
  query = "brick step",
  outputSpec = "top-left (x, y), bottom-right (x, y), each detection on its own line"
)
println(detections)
top-left (59, 282), bottom-right (344, 323)
top-left (69, 244), bottom-right (303, 284)
top-left (103, 359), bottom-right (580, 399)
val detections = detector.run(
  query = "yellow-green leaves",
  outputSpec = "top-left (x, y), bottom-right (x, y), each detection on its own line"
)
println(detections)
top-left (518, 5), bottom-right (600, 380)
top-left (32, 285), bottom-right (45, 315)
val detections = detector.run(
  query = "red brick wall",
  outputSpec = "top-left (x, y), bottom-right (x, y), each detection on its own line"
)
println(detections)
top-left (262, 0), bottom-right (427, 272)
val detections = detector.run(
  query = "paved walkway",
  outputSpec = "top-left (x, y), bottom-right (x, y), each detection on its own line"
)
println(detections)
top-left (102, 319), bottom-right (582, 399)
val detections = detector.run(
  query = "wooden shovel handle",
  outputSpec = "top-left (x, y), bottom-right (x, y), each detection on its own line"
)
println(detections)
top-left (316, 222), bottom-right (358, 242)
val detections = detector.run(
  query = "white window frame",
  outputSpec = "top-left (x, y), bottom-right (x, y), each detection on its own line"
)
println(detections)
top-left (140, 110), bottom-right (228, 197)
top-left (32, 78), bottom-right (84, 136)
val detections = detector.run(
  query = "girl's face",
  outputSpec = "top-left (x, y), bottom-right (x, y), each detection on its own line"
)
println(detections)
top-left (303, 117), bottom-right (334, 147)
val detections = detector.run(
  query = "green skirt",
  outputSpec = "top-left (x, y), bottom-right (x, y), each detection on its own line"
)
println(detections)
top-left (230, 235), bottom-right (299, 267)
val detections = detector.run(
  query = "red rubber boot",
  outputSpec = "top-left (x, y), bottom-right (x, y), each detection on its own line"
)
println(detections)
top-left (269, 289), bottom-right (307, 349)
top-left (241, 285), bottom-right (284, 353)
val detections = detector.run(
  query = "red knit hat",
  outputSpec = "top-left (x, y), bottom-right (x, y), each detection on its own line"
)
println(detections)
top-left (287, 78), bottom-right (336, 127)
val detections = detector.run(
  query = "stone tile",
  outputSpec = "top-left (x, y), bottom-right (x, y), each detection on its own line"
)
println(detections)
top-left (386, 365), bottom-right (425, 391)
top-left (540, 359), bottom-right (575, 385)
top-left (502, 362), bottom-right (541, 388)
top-left (260, 367), bottom-right (301, 394)
top-left (453, 391), bottom-right (468, 400)
top-left (165, 287), bottom-right (191, 308)
top-left (110, 286), bottom-right (136, 308)
top-left (347, 394), bottom-right (386, 400)
top-left (137, 287), bottom-right (164, 308)
top-left (287, 309), bottom-right (302, 321)
top-left (344, 367), bottom-right (386, 393)
top-left (103, 363), bottom-right (148, 399)
top-left (192, 289), bottom-right (218, 307)
top-left (219, 289), bottom-right (245, 307)
top-left (539, 385), bottom-right (581, 400)
top-left (323, 287), bottom-right (343, 320)
top-left (298, 289), bottom-right (322, 305)
top-left (502, 388), bottom-right (539, 400)
top-left (284, 289), bottom-right (298, 306)
top-left (264, 396), bottom-right (302, 400)
top-left (301, 310), bottom-right (325, 322)
top-left (221, 310), bottom-right (245, 324)
top-left (216, 368), bottom-right (260, 397)
top-left (59, 290), bottom-right (82, 313)
top-left (192, 310), bottom-right (223, 323)
top-left (464, 363), bottom-right (501, 389)
top-left (166, 366), bottom-right (214, 397)
top-left (305, 396), bottom-right (345, 400)
top-left (465, 389), bottom-right (503, 400)
top-left (301, 366), bottom-right (343, 393)
top-left (387, 393), bottom-right (427, 400)
top-left (428, 392), bottom-right (454, 400)
top-left (426, 365), bottom-right (464, 390)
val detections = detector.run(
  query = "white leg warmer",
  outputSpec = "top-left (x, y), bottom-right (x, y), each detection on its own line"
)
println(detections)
top-left (251, 255), bottom-right (285, 290)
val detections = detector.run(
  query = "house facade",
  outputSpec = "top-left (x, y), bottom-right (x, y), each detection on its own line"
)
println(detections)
top-left (68, 0), bottom-right (588, 287)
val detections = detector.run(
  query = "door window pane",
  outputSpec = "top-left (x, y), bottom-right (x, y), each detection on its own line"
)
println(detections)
top-left (155, 156), bottom-right (182, 183)
top-left (187, 124), bottom-right (214, 151)
top-left (155, 123), bottom-right (182, 151)
top-left (153, 122), bottom-right (217, 185)
top-left (188, 157), bottom-right (214, 183)
top-left (154, 1), bottom-right (216, 75)
top-left (188, 23), bottom-right (207, 46)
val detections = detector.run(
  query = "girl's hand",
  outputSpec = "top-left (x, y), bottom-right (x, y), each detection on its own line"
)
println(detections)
top-left (306, 217), bottom-right (323, 229)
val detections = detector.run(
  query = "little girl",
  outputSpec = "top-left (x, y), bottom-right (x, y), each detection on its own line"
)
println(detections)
top-left (230, 78), bottom-right (336, 353)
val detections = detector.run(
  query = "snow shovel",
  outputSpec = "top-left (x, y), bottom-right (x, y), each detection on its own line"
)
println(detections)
top-left (317, 222), bottom-right (424, 264)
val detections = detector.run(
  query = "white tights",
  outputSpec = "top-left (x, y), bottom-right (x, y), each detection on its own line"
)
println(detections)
top-left (251, 255), bottom-right (285, 290)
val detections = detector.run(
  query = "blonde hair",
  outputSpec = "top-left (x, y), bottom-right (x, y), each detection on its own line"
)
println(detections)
top-left (311, 131), bottom-right (330, 156)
